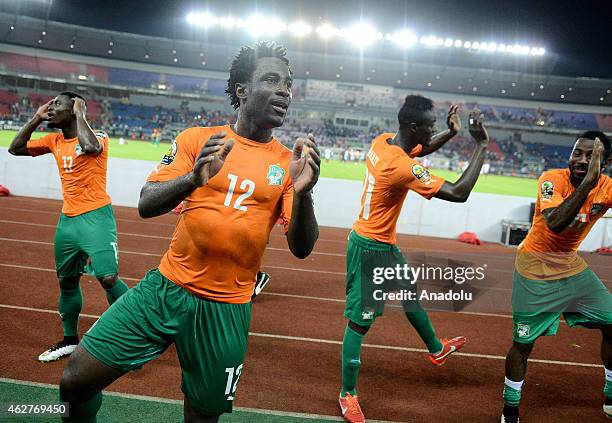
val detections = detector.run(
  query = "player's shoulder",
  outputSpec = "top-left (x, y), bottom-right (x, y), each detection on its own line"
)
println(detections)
top-left (270, 139), bottom-right (293, 160)
top-left (177, 126), bottom-right (226, 144)
top-left (539, 168), bottom-right (569, 182)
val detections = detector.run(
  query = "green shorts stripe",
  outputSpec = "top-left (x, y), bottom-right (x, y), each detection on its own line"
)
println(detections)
top-left (82, 269), bottom-right (251, 415)
top-left (512, 267), bottom-right (612, 343)
top-left (54, 204), bottom-right (118, 279)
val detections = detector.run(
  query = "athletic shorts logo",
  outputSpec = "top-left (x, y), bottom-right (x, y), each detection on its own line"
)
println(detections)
top-left (516, 323), bottom-right (530, 338)
top-left (267, 164), bottom-right (285, 186)
top-left (412, 164), bottom-right (431, 184)
top-left (361, 310), bottom-right (375, 320)
top-left (541, 180), bottom-right (554, 200)
top-left (160, 139), bottom-right (178, 165)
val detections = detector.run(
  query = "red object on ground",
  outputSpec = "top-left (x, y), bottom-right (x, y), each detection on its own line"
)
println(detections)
top-left (0, 184), bottom-right (10, 196)
top-left (595, 246), bottom-right (612, 255)
top-left (457, 231), bottom-right (481, 245)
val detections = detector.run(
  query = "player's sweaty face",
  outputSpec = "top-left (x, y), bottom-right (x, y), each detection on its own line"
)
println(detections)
top-left (417, 110), bottom-right (436, 146)
top-left (569, 138), bottom-right (595, 182)
top-left (246, 57), bottom-right (292, 129)
top-left (47, 95), bottom-right (74, 129)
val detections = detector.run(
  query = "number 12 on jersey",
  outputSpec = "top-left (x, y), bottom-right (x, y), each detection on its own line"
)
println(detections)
top-left (224, 174), bottom-right (255, 211)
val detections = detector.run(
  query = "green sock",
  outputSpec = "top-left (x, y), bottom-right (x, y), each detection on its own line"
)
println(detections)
top-left (61, 392), bottom-right (102, 423)
top-left (503, 377), bottom-right (523, 406)
top-left (59, 287), bottom-right (82, 337)
top-left (341, 325), bottom-right (365, 397)
top-left (604, 368), bottom-right (612, 398)
top-left (105, 279), bottom-right (128, 305)
top-left (405, 310), bottom-right (442, 353)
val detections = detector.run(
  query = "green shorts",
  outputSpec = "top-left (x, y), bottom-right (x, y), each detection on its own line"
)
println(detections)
top-left (512, 267), bottom-right (612, 343)
top-left (82, 269), bottom-right (251, 415)
top-left (344, 231), bottom-right (416, 326)
top-left (54, 204), bottom-right (118, 279)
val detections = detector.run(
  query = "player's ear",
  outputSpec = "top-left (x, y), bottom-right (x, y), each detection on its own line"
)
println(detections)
top-left (408, 122), bottom-right (418, 133)
top-left (235, 83), bottom-right (248, 101)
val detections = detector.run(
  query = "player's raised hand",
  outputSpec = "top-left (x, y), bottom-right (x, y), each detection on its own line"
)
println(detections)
top-left (192, 132), bottom-right (234, 187)
top-left (585, 138), bottom-right (604, 186)
top-left (35, 100), bottom-right (53, 120)
top-left (468, 110), bottom-right (489, 146)
top-left (72, 97), bottom-right (87, 116)
top-left (290, 133), bottom-right (320, 195)
top-left (447, 104), bottom-right (461, 134)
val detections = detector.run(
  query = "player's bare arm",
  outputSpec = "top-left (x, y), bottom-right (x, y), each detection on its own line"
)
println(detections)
top-left (8, 100), bottom-right (52, 156)
top-left (542, 139), bottom-right (604, 233)
top-left (434, 110), bottom-right (489, 202)
top-left (138, 132), bottom-right (234, 218)
top-left (287, 133), bottom-right (320, 259)
top-left (418, 104), bottom-right (460, 156)
top-left (72, 98), bottom-right (103, 156)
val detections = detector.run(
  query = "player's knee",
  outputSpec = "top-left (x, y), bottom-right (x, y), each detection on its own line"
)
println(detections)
top-left (97, 274), bottom-right (118, 289)
top-left (348, 320), bottom-right (370, 335)
top-left (59, 366), bottom-right (82, 402)
top-left (59, 276), bottom-right (80, 290)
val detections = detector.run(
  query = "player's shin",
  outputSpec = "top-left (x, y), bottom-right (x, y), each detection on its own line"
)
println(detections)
top-left (341, 324), bottom-right (365, 397)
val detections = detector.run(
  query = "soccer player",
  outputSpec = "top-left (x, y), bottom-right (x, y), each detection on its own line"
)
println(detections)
top-left (59, 42), bottom-right (320, 423)
top-left (339, 95), bottom-right (490, 422)
top-left (501, 132), bottom-right (612, 423)
top-left (8, 92), bottom-right (129, 363)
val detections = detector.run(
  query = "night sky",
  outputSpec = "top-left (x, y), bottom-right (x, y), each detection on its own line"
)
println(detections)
top-left (4, 0), bottom-right (612, 79)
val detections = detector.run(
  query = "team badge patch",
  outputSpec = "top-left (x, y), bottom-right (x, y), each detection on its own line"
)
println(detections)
top-left (591, 204), bottom-right (604, 216)
top-left (160, 139), bottom-right (178, 165)
top-left (516, 323), bottom-right (530, 338)
top-left (361, 311), bottom-right (375, 320)
top-left (541, 180), bottom-right (554, 199)
top-left (412, 164), bottom-right (431, 184)
top-left (74, 144), bottom-right (84, 156)
top-left (267, 164), bottom-right (285, 186)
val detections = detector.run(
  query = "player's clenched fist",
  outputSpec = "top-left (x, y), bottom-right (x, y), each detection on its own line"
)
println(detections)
top-left (192, 132), bottom-right (234, 187)
top-left (290, 133), bottom-right (321, 195)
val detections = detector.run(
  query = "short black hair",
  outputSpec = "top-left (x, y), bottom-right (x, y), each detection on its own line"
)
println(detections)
top-left (398, 95), bottom-right (434, 127)
top-left (59, 91), bottom-right (85, 101)
top-left (577, 130), bottom-right (611, 161)
top-left (225, 41), bottom-right (290, 110)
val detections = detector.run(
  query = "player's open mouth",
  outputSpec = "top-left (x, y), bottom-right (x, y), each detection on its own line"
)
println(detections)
top-left (573, 168), bottom-right (587, 176)
top-left (270, 101), bottom-right (288, 115)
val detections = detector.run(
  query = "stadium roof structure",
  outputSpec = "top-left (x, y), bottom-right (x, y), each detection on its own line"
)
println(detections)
top-left (1, 12), bottom-right (611, 107)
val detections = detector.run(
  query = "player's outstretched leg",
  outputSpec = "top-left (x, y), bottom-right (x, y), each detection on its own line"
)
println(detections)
top-left (184, 397), bottom-right (220, 423)
top-left (501, 341), bottom-right (534, 423)
top-left (97, 274), bottom-right (129, 305)
top-left (600, 325), bottom-right (612, 418)
top-left (39, 276), bottom-right (82, 363)
top-left (339, 320), bottom-right (368, 423)
top-left (59, 344), bottom-right (125, 422)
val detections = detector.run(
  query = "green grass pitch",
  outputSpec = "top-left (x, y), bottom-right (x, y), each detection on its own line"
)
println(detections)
top-left (0, 130), bottom-right (538, 197)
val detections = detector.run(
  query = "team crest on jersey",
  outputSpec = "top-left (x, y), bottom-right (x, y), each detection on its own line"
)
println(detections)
top-left (160, 139), bottom-right (178, 165)
top-left (267, 164), bottom-right (285, 186)
top-left (74, 143), bottom-right (84, 156)
top-left (541, 180), bottom-right (554, 199)
top-left (591, 203), bottom-right (604, 216)
top-left (516, 324), bottom-right (530, 338)
top-left (412, 164), bottom-right (431, 184)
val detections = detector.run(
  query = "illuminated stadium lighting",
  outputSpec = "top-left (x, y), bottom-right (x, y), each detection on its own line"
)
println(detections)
top-left (472, 41), bottom-right (480, 49)
top-left (454, 39), bottom-right (462, 47)
top-left (9, 25), bottom-right (14, 30)
top-left (537, 47), bottom-right (546, 55)
top-left (173, 57), bottom-right (178, 63)
top-left (157, 83), bottom-right (166, 90)
top-left (391, 30), bottom-right (417, 47)
top-left (219, 17), bottom-right (236, 29)
top-left (530, 47), bottom-right (539, 55)
top-left (245, 15), bottom-right (286, 36)
top-left (463, 41), bottom-right (472, 48)
top-left (107, 49), bottom-right (112, 54)
top-left (187, 12), bottom-right (218, 28)
top-left (78, 74), bottom-right (88, 80)
top-left (288, 22), bottom-right (312, 37)
top-left (385, 33), bottom-right (392, 41)
top-left (478, 42), bottom-right (488, 51)
top-left (376, 32), bottom-right (384, 40)
top-left (487, 43), bottom-right (497, 52)
top-left (497, 44), bottom-right (506, 52)
top-left (601, 97), bottom-right (605, 101)
top-left (316, 23), bottom-right (339, 39)
top-left (144, 53), bottom-right (150, 59)
top-left (444, 38), bottom-right (453, 47)
top-left (345, 23), bottom-right (378, 47)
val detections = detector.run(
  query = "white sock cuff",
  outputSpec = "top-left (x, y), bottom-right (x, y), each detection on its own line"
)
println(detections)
top-left (605, 368), bottom-right (612, 382)
top-left (504, 377), bottom-right (524, 391)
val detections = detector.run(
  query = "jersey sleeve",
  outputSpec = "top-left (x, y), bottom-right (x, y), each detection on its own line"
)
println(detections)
top-left (26, 134), bottom-right (54, 157)
top-left (395, 157), bottom-right (445, 199)
top-left (279, 179), bottom-right (294, 234)
top-left (147, 128), bottom-right (199, 182)
top-left (537, 171), bottom-right (566, 211)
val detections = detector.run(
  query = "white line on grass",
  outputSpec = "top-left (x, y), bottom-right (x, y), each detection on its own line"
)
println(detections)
top-left (0, 303), bottom-right (601, 369)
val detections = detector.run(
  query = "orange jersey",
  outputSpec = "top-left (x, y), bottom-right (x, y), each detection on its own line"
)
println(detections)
top-left (27, 132), bottom-right (111, 217)
top-left (353, 133), bottom-right (444, 244)
top-left (147, 125), bottom-right (294, 303)
top-left (516, 168), bottom-right (612, 280)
